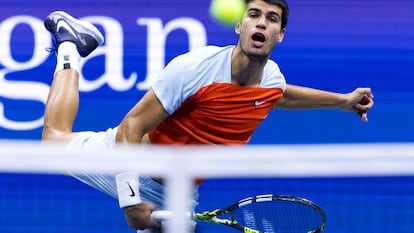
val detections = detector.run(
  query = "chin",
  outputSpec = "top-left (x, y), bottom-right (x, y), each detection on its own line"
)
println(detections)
top-left (248, 52), bottom-right (268, 61)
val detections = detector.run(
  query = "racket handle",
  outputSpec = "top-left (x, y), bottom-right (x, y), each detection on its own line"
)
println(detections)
top-left (151, 210), bottom-right (171, 220)
top-left (151, 210), bottom-right (193, 220)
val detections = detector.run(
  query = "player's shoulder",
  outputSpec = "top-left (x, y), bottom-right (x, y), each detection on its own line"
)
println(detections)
top-left (262, 59), bottom-right (285, 89)
top-left (265, 59), bottom-right (281, 72)
top-left (189, 45), bottom-right (232, 54)
top-left (168, 45), bottom-right (233, 72)
top-left (177, 45), bottom-right (232, 61)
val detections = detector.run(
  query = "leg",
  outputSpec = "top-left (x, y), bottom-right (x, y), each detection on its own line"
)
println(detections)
top-left (42, 68), bottom-right (80, 141)
top-left (41, 11), bottom-right (104, 142)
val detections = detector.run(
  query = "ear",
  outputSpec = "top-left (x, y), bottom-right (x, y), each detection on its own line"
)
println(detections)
top-left (277, 28), bottom-right (286, 43)
top-left (235, 22), bottom-right (241, 35)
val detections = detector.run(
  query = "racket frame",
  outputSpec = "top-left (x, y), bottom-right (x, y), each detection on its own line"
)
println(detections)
top-left (152, 194), bottom-right (327, 233)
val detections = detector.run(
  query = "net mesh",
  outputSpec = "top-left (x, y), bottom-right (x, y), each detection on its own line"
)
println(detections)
top-left (0, 141), bottom-right (413, 233)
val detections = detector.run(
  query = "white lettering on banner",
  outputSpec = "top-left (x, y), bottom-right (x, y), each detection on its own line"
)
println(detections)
top-left (0, 16), bottom-right (50, 130)
top-left (0, 14), bottom-right (207, 131)
top-left (137, 17), bottom-right (206, 90)
top-left (78, 16), bottom-right (137, 92)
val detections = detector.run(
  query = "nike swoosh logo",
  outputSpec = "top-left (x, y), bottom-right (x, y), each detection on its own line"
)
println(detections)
top-left (56, 19), bottom-right (78, 39)
top-left (253, 100), bottom-right (266, 106)
top-left (56, 19), bottom-right (88, 46)
top-left (126, 182), bottom-right (135, 197)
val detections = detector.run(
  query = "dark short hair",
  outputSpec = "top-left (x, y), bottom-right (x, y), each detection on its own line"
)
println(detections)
top-left (245, 0), bottom-right (289, 29)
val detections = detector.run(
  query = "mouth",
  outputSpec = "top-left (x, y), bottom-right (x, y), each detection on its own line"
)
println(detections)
top-left (251, 32), bottom-right (266, 47)
top-left (252, 32), bottom-right (265, 42)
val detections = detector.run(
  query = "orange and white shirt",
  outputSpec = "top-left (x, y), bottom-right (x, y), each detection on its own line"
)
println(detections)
top-left (149, 45), bottom-right (286, 145)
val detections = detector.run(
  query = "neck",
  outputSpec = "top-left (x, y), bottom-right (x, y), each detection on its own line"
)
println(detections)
top-left (231, 46), bottom-right (267, 87)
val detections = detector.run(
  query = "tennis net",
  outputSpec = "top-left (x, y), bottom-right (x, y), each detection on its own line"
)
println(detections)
top-left (0, 140), bottom-right (413, 233)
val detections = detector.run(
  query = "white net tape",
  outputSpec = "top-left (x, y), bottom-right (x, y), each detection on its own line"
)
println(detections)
top-left (1, 140), bottom-right (413, 232)
top-left (1, 141), bottom-right (413, 177)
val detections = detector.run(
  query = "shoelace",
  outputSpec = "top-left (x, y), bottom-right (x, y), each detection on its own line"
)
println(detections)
top-left (45, 37), bottom-right (58, 55)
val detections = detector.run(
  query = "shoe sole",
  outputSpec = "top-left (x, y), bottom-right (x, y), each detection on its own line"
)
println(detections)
top-left (45, 11), bottom-right (104, 46)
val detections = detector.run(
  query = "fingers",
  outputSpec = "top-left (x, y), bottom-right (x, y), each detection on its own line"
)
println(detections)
top-left (358, 87), bottom-right (374, 99)
top-left (123, 203), bottom-right (162, 230)
top-left (353, 88), bottom-right (374, 122)
top-left (355, 109), bottom-right (368, 122)
top-left (354, 97), bottom-right (373, 122)
top-left (361, 112), bottom-right (368, 122)
top-left (357, 95), bottom-right (374, 111)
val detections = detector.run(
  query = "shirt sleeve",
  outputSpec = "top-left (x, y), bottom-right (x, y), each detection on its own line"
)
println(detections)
top-left (151, 54), bottom-right (190, 114)
top-left (262, 60), bottom-right (286, 91)
top-left (150, 46), bottom-right (226, 114)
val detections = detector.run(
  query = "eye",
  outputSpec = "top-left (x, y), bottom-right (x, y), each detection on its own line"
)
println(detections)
top-left (248, 9), bottom-right (261, 18)
top-left (249, 13), bottom-right (259, 18)
top-left (269, 17), bottom-right (278, 23)
top-left (268, 14), bottom-right (280, 23)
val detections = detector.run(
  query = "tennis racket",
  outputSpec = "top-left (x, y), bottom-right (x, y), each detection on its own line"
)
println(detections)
top-left (152, 193), bottom-right (326, 233)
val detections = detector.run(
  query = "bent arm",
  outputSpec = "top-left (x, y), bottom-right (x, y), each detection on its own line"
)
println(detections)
top-left (275, 84), bottom-right (374, 122)
top-left (116, 88), bottom-right (169, 144)
top-left (114, 88), bottom-right (169, 230)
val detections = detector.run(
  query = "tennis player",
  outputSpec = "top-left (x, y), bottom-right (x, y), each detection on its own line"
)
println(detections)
top-left (42, 0), bottom-right (374, 232)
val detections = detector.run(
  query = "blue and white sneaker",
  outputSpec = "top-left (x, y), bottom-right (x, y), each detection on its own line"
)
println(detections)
top-left (44, 11), bottom-right (104, 57)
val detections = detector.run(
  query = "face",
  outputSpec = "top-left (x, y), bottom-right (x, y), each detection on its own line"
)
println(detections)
top-left (235, 0), bottom-right (286, 60)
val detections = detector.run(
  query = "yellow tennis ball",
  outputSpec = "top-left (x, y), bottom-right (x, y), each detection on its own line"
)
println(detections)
top-left (210, 0), bottom-right (246, 25)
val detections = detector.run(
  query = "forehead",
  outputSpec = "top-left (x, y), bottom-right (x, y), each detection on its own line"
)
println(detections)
top-left (246, 0), bottom-right (283, 16)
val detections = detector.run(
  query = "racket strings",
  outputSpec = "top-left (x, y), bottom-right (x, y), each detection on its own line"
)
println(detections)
top-left (232, 200), bottom-right (324, 233)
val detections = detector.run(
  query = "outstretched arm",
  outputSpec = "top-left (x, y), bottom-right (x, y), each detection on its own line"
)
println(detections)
top-left (275, 84), bottom-right (374, 122)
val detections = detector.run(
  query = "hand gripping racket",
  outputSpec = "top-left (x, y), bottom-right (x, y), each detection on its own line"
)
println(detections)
top-left (152, 194), bottom-right (326, 233)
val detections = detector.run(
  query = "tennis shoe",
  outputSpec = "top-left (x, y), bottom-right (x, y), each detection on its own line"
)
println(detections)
top-left (44, 11), bottom-right (104, 57)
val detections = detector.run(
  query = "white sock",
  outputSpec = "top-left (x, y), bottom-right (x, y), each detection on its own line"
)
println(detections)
top-left (54, 42), bottom-right (81, 75)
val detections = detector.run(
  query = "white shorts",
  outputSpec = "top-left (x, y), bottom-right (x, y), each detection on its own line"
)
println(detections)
top-left (65, 127), bottom-right (199, 232)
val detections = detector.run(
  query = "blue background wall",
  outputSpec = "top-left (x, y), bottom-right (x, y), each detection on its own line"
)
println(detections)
top-left (0, 0), bottom-right (413, 232)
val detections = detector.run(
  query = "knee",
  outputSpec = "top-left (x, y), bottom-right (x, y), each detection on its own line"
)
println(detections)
top-left (41, 126), bottom-right (59, 141)
top-left (42, 126), bottom-right (74, 142)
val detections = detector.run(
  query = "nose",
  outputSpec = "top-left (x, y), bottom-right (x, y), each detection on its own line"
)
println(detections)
top-left (256, 16), bottom-right (266, 29)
